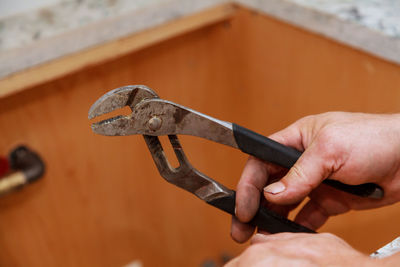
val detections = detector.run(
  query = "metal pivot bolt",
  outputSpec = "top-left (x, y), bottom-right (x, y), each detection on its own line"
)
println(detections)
top-left (148, 116), bottom-right (162, 131)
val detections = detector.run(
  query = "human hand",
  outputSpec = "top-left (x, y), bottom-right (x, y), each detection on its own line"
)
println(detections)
top-left (231, 112), bottom-right (400, 242)
top-left (225, 232), bottom-right (375, 266)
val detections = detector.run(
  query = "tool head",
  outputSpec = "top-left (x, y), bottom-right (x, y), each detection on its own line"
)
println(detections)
top-left (88, 85), bottom-right (236, 148)
top-left (88, 85), bottom-right (159, 136)
top-left (89, 86), bottom-right (231, 201)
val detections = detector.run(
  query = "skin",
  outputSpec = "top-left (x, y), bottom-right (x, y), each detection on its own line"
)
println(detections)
top-left (228, 112), bottom-right (400, 266)
top-left (226, 233), bottom-right (375, 267)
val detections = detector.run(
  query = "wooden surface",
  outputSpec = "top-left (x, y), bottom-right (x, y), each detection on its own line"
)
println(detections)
top-left (1, 7), bottom-right (400, 267)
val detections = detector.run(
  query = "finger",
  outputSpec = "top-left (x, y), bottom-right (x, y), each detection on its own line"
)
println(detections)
top-left (231, 216), bottom-right (255, 243)
top-left (263, 197), bottom-right (301, 218)
top-left (236, 156), bottom-right (268, 222)
top-left (263, 142), bottom-right (332, 205)
top-left (294, 200), bottom-right (330, 230)
top-left (268, 123), bottom-right (304, 151)
top-left (294, 186), bottom-right (351, 229)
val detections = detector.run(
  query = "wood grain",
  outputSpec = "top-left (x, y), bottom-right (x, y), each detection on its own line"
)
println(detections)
top-left (1, 7), bottom-right (400, 267)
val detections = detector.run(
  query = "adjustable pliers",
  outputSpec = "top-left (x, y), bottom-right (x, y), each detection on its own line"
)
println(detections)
top-left (88, 85), bottom-right (383, 234)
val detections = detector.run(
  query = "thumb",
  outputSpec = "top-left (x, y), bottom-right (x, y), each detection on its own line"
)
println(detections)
top-left (263, 144), bottom-right (333, 205)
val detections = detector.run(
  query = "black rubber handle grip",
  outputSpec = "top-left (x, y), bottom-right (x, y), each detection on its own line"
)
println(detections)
top-left (207, 191), bottom-right (315, 233)
top-left (232, 123), bottom-right (383, 199)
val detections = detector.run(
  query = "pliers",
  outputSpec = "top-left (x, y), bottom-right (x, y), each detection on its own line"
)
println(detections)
top-left (88, 85), bottom-right (383, 234)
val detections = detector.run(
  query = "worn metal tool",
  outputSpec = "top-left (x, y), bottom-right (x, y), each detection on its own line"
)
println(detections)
top-left (89, 85), bottom-right (383, 233)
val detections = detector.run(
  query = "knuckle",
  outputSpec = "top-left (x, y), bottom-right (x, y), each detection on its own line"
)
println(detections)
top-left (239, 179), bottom-right (256, 190)
top-left (285, 164), bottom-right (315, 195)
top-left (297, 114), bottom-right (316, 125)
top-left (274, 232), bottom-right (296, 239)
top-left (288, 165), bottom-right (312, 189)
top-left (319, 232), bottom-right (339, 241)
top-left (290, 164), bottom-right (306, 180)
top-left (237, 180), bottom-right (258, 198)
top-left (237, 182), bottom-right (258, 205)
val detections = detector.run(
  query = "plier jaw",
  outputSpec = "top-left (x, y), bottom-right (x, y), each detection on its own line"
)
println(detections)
top-left (88, 85), bottom-right (159, 136)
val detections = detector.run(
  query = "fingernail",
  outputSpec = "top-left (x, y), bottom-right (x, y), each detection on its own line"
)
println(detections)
top-left (264, 182), bottom-right (285, 194)
top-left (234, 206), bottom-right (237, 216)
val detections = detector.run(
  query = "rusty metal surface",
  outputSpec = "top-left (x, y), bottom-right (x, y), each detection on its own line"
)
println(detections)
top-left (144, 135), bottom-right (232, 201)
top-left (89, 86), bottom-right (238, 148)
top-left (88, 85), bottom-right (159, 119)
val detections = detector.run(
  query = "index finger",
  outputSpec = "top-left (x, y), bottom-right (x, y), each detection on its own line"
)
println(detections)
top-left (236, 156), bottom-right (269, 222)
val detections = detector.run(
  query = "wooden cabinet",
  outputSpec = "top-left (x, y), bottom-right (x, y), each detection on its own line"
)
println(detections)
top-left (1, 7), bottom-right (400, 266)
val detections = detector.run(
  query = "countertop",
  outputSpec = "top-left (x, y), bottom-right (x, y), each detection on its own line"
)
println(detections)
top-left (1, 0), bottom-right (400, 79)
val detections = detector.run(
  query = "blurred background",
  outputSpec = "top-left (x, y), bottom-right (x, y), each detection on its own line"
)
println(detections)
top-left (1, 0), bottom-right (400, 266)
top-left (0, 0), bottom-right (60, 18)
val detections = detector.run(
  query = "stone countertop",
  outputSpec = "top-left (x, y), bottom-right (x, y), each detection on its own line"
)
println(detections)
top-left (1, 0), bottom-right (400, 79)
top-left (291, 0), bottom-right (400, 39)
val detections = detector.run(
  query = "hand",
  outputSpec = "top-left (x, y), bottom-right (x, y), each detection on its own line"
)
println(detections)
top-left (225, 232), bottom-right (375, 266)
top-left (231, 112), bottom-right (400, 242)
